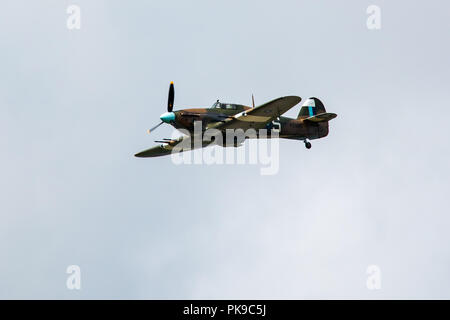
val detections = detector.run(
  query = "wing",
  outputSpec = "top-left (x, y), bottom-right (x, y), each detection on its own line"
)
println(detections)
top-left (209, 96), bottom-right (301, 131)
top-left (134, 135), bottom-right (187, 158)
top-left (134, 134), bottom-right (215, 158)
top-left (134, 145), bottom-right (173, 158)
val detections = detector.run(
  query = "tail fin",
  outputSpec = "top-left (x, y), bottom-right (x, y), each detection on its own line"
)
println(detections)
top-left (297, 97), bottom-right (326, 119)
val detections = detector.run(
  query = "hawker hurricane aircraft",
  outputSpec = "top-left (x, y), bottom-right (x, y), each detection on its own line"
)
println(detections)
top-left (134, 82), bottom-right (337, 157)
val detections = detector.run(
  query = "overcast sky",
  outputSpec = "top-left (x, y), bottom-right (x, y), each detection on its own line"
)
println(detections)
top-left (1, 0), bottom-right (450, 299)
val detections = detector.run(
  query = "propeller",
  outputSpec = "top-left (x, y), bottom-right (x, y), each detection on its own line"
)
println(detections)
top-left (147, 82), bottom-right (175, 134)
top-left (147, 121), bottom-right (163, 134)
top-left (168, 81), bottom-right (174, 112)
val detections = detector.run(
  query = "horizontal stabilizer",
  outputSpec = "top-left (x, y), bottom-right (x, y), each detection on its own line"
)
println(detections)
top-left (304, 112), bottom-right (337, 123)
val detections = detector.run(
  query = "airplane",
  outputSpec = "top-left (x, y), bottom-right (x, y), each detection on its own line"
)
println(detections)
top-left (134, 82), bottom-right (337, 158)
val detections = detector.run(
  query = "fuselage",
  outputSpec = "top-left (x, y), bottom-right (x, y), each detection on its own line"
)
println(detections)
top-left (167, 102), bottom-right (328, 141)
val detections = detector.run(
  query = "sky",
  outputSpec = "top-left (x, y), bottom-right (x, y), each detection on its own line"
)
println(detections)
top-left (1, 0), bottom-right (450, 299)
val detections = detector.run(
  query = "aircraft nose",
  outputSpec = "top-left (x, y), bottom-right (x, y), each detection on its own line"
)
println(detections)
top-left (160, 111), bottom-right (175, 123)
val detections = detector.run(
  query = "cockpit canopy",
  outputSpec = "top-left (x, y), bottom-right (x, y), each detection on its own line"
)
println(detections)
top-left (211, 101), bottom-right (244, 110)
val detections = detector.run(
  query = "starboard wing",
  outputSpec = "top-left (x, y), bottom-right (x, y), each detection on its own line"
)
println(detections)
top-left (210, 96), bottom-right (302, 131)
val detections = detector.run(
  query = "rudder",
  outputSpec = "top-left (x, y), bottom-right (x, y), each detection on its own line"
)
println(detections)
top-left (297, 97), bottom-right (326, 119)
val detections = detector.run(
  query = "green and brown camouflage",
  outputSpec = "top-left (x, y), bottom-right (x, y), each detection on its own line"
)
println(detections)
top-left (135, 85), bottom-right (337, 157)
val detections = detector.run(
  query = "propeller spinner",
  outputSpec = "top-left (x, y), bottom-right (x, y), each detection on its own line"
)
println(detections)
top-left (147, 82), bottom-right (176, 134)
